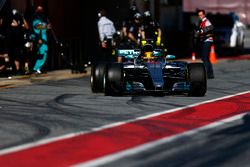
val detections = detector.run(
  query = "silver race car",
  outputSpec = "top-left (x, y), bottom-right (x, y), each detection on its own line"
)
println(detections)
top-left (91, 44), bottom-right (207, 96)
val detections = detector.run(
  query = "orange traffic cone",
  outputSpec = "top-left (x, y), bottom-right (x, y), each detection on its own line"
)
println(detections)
top-left (191, 52), bottom-right (196, 62)
top-left (209, 44), bottom-right (217, 64)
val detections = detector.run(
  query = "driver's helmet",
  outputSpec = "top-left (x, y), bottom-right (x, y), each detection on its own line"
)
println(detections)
top-left (141, 44), bottom-right (155, 60)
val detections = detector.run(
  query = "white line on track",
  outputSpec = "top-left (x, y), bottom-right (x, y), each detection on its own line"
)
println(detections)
top-left (74, 113), bottom-right (248, 167)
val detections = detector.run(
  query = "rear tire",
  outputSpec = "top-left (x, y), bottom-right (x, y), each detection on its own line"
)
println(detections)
top-left (90, 62), bottom-right (106, 93)
top-left (104, 63), bottom-right (124, 96)
top-left (187, 63), bottom-right (207, 96)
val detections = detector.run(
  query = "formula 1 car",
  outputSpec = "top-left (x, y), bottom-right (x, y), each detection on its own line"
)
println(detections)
top-left (90, 44), bottom-right (207, 96)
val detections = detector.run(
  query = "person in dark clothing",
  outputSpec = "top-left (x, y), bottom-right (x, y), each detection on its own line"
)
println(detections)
top-left (195, 9), bottom-right (215, 79)
top-left (23, 23), bottom-right (35, 74)
top-left (127, 12), bottom-right (143, 48)
top-left (141, 10), bottom-right (162, 47)
top-left (0, 14), bottom-right (11, 77)
top-left (121, 5), bottom-right (138, 43)
top-left (6, 9), bottom-right (27, 75)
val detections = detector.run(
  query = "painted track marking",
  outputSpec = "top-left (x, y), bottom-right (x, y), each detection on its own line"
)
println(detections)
top-left (0, 91), bottom-right (250, 167)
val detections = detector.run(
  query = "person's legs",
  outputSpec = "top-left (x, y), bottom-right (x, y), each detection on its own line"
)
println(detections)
top-left (23, 48), bottom-right (32, 74)
top-left (33, 44), bottom-right (48, 73)
top-left (104, 39), bottom-right (115, 62)
top-left (201, 42), bottom-right (214, 78)
top-left (13, 46), bottom-right (22, 74)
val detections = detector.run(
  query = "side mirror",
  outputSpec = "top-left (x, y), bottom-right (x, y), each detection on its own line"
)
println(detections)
top-left (166, 55), bottom-right (176, 60)
top-left (152, 49), bottom-right (163, 57)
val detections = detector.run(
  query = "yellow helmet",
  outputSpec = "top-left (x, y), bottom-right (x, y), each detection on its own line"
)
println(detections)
top-left (142, 44), bottom-right (154, 61)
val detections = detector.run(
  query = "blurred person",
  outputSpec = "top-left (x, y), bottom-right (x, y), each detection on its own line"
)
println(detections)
top-left (117, 12), bottom-right (142, 63)
top-left (121, 5), bottom-right (138, 42)
top-left (23, 19), bottom-right (35, 74)
top-left (32, 5), bottom-right (51, 74)
top-left (6, 9), bottom-right (27, 75)
top-left (0, 13), bottom-right (10, 76)
top-left (97, 9), bottom-right (116, 62)
top-left (195, 9), bottom-right (215, 79)
top-left (141, 10), bottom-right (162, 47)
top-left (127, 12), bottom-right (143, 48)
top-left (230, 13), bottom-right (246, 48)
top-left (117, 5), bottom-right (139, 62)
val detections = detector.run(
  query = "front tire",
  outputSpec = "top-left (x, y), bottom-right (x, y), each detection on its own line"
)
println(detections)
top-left (187, 62), bottom-right (207, 96)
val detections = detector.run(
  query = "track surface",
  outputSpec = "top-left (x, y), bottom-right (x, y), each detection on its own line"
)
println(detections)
top-left (0, 58), bottom-right (250, 167)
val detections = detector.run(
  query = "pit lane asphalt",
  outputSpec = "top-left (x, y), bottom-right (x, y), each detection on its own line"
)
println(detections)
top-left (0, 56), bottom-right (250, 167)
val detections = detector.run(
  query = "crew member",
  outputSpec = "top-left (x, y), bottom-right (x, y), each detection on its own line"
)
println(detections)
top-left (127, 12), bottom-right (143, 48)
top-left (32, 5), bottom-right (51, 74)
top-left (121, 5), bottom-right (138, 42)
top-left (7, 9), bottom-right (27, 75)
top-left (0, 11), bottom-right (11, 77)
top-left (141, 10), bottom-right (162, 47)
top-left (97, 9), bottom-right (116, 62)
top-left (195, 9), bottom-right (215, 79)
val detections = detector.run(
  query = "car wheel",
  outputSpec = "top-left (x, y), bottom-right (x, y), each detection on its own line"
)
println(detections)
top-left (187, 62), bottom-right (207, 96)
top-left (90, 62), bottom-right (106, 93)
top-left (104, 63), bottom-right (124, 96)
